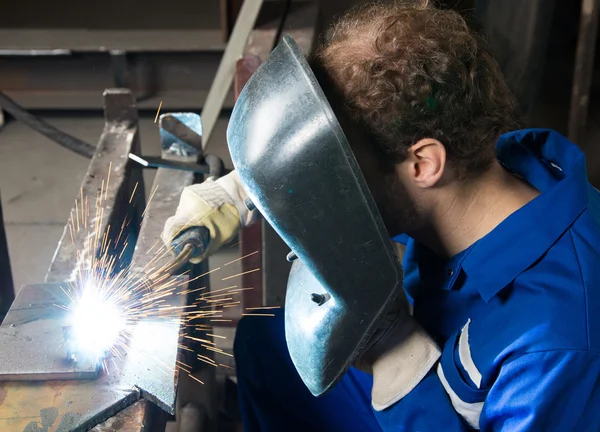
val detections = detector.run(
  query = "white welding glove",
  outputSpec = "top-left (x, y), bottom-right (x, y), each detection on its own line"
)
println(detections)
top-left (354, 245), bottom-right (441, 411)
top-left (162, 170), bottom-right (258, 264)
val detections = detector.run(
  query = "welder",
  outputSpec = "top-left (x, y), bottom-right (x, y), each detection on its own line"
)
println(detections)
top-left (163, 1), bottom-right (600, 430)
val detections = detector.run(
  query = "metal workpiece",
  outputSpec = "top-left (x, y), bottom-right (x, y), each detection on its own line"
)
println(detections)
top-left (46, 88), bottom-right (144, 284)
top-left (0, 280), bottom-right (185, 429)
top-left (128, 153), bottom-right (214, 174)
top-left (129, 165), bottom-right (218, 425)
top-left (160, 113), bottom-right (204, 161)
top-left (0, 283), bottom-right (99, 382)
top-left (0, 88), bottom-right (150, 432)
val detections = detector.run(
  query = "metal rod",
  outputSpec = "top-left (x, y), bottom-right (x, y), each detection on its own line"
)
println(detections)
top-left (0, 91), bottom-right (96, 158)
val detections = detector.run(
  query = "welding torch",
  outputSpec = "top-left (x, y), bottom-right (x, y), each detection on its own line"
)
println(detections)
top-left (153, 227), bottom-right (211, 278)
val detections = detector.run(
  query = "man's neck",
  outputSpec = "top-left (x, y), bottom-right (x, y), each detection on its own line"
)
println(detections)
top-left (415, 161), bottom-right (540, 258)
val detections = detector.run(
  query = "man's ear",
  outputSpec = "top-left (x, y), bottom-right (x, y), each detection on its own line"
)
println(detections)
top-left (405, 138), bottom-right (446, 188)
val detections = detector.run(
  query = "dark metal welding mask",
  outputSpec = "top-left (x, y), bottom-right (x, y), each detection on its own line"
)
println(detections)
top-left (226, 35), bottom-right (403, 396)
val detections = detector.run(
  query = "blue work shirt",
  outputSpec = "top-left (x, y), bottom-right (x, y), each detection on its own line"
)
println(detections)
top-left (384, 129), bottom-right (600, 430)
top-left (234, 128), bottom-right (600, 432)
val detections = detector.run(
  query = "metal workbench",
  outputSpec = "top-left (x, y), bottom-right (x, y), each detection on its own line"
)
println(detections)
top-left (0, 2), bottom-right (317, 430)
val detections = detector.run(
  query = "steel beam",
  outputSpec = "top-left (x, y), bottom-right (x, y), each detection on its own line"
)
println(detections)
top-left (46, 89), bottom-right (145, 284)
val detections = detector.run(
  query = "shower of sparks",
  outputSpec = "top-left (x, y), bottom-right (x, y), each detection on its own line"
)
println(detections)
top-left (60, 163), bottom-right (276, 380)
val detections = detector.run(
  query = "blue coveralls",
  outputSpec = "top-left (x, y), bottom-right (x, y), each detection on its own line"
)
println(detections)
top-left (233, 129), bottom-right (600, 431)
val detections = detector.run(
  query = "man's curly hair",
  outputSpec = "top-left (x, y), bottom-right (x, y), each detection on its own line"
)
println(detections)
top-left (316, 0), bottom-right (521, 178)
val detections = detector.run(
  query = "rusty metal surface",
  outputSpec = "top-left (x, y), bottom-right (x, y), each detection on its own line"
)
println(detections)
top-left (245, 3), bottom-right (317, 62)
top-left (569, 0), bottom-right (600, 143)
top-left (0, 284), bottom-right (99, 382)
top-left (90, 400), bottom-right (147, 432)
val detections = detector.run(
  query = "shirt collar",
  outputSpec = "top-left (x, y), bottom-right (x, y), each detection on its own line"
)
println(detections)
top-left (460, 129), bottom-right (590, 302)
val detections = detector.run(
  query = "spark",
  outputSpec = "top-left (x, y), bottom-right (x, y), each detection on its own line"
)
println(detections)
top-left (154, 101), bottom-right (163, 123)
top-left (129, 182), bottom-right (139, 204)
top-left (69, 217), bottom-right (75, 244)
top-left (62, 164), bottom-right (260, 377)
top-left (228, 287), bottom-right (254, 293)
top-left (202, 345), bottom-right (233, 357)
top-left (222, 268), bottom-right (261, 281)
top-left (80, 188), bottom-right (85, 228)
top-left (75, 199), bottom-right (80, 232)
top-left (242, 313), bottom-right (275, 317)
top-left (197, 356), bottom-right (218, 367)
top-left (142, 185), bottom-right (159, 218)
top-left (177, 287), bottom-right (206, 296)
top-left (223, 251), bottom-right (258, 266)
top-left (188, 374), bottom-right (204, 385)
top-left (246, 306), bottom-right (281, 310)
top-left (105, 161), bottom-right (112, 201)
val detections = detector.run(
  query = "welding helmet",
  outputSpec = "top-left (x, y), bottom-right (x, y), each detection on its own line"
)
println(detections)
top-left (226, 35), bottom-right (403, 396)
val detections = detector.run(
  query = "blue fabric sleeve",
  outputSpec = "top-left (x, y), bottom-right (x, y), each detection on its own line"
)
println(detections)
top-left (480, 350), bottom-right (600, 431)
top-left (392, 233), bottom-right (410, 245)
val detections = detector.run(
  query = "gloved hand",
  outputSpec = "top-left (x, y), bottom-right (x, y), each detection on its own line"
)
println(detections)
top-left (162, 170), bottom-right (258, 264)
top-left (354, 246), bottom-right (441, 411)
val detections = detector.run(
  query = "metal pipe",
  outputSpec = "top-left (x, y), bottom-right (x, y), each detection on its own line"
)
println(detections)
top-left (0, 91), bottom-right (96, 158)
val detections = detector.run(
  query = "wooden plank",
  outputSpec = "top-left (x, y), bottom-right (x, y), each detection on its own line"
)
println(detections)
top-left (569, 0), bottom-right (600, 143)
